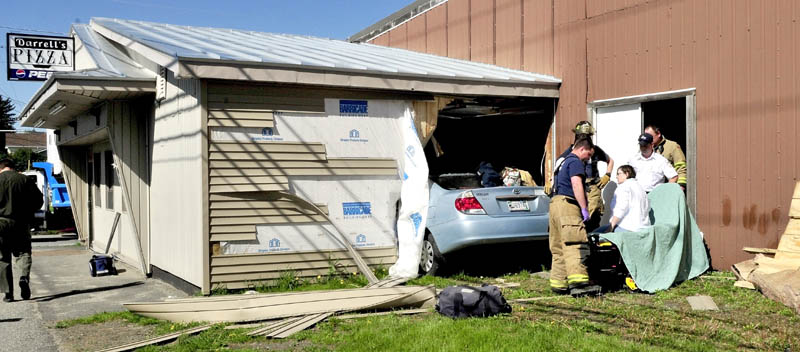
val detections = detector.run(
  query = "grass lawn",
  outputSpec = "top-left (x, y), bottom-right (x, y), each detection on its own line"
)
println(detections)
top-left (56, 270), bottom-right (799, 351)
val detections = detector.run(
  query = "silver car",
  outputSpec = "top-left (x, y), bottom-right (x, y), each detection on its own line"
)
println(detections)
top-left (419, 173), bottom-right (551, 275)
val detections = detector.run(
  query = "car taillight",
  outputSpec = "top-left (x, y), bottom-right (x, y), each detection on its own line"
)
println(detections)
top-left (455, 191), bottom-right (486, 215)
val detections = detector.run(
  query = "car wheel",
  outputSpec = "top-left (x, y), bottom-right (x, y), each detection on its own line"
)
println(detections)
top-left (419, 233), bottom-right (444, 276)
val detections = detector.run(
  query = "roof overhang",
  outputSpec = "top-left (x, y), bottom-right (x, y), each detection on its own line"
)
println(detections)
top-left (176, 58), bottom-right (560, 99)
top-left (18, 75), bottom-right (155, 129)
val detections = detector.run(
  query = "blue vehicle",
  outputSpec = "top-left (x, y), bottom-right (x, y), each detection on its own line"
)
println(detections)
top-left (25, 162), bottom-right (73, 230)
top-left (420, 173), bottom-right (550, 275)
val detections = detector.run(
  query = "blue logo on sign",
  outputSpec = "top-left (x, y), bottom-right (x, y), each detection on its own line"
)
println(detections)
top-left (342, 202), bottom-right (372, 218)
top-left (410, 212), bottom-right (422, 234)
top-left (340, 129), bottom-right (368, 142)
top-left (15, 69), bottom-right (25, 79)
top-left (269, 238), bottom-right (281, 248)
top-left (356, 234), bottom-right (366, 243)
top-left (262, 127), bottom-right (273, 136)
top-left (339, 100), bottom-right (368, 116)
top-left (252, 127), bottom-right (283, 141)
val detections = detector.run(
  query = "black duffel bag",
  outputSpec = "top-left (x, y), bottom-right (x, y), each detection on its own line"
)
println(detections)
top-left (436, 284), bottom-right (512, 318)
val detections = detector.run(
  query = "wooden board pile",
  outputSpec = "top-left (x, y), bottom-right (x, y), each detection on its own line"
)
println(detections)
top-left (733, 182), bottom-right (800, 314)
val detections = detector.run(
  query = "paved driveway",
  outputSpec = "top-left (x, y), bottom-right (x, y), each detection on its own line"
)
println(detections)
top-left (0, 234), bottom-right (187, 351)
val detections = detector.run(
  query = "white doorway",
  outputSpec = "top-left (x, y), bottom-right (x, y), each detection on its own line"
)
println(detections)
top-left (587, 88), bottom-right (697, 218)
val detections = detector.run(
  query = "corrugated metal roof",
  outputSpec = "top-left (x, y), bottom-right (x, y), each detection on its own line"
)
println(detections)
top-left (71, 23), bottom-right (152, 79)
top-left (89, 18), bottom-right (560, 85)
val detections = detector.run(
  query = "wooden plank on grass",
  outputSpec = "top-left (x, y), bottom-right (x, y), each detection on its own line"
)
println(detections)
top-left (96, 324), bottom-right (213, 352)
top-left (734, 281), bottom-right (756, 290)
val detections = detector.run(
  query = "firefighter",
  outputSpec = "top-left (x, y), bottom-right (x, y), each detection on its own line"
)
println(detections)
top-left (644, 125), bottom-right (687, 191)
top-left (549, 138), bottom-right (602, 297)
top-left (557, 121), bottom-right (614, 231)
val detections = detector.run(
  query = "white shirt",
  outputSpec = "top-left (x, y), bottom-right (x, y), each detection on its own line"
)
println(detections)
top-left (627, 152), bottom-right (678, 192)
top-left (611, 179), bottom-right (651, 231)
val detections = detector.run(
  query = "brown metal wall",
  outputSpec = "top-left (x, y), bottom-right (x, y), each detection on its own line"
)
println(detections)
top-left (368, 0), bottom-right (800, 270)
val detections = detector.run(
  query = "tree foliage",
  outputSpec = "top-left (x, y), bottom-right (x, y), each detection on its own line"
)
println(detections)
top-left (0, 95), bottom-right (15, 130)
top-left (0, 148), bottom-right (46, 171)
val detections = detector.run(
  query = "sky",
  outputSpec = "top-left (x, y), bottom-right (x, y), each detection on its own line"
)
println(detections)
top-left (0, 0), bottom-right (412, 127)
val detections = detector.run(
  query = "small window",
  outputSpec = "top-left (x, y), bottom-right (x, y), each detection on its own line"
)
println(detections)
top-left (93, 152), bottom-right (101, 207)
top-left (105, 150), bottom-right (114, 210)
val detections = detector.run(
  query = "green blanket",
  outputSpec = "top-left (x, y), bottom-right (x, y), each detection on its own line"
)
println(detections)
top-left (600, 183), bottom-right (709, 293)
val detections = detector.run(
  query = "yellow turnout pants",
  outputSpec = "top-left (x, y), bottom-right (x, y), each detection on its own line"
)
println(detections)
top-left (548, 196), bottom-right (591, 290)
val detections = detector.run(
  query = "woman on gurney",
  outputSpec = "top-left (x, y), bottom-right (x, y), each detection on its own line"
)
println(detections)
top-left (606, 165), bottom-right (651, 232)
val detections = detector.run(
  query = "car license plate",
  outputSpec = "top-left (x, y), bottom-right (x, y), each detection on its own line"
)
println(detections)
top-left (508, 200), bottom-right (529, 212)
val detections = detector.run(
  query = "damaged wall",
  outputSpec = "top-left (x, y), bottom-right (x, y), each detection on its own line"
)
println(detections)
top-left (368, 0), bottom-right (800, 270)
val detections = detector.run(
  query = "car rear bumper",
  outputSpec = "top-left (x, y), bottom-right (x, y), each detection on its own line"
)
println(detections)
top-left (428, 215), bottom-right (549, 254)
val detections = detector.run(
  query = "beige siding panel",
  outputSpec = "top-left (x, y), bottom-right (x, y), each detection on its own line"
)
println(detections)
top-left (208, 152), bottom-right (326, 161)
top-left (209, 142), bottom-right (325, 154)
top-left (207, 102), bottom-right (324, 113)
top-left (210, 208), bottom-right (319, 217)
top-left (210, 225), bottom-right (256, 234)
top-left (208, 110), bottom-right (275, 120)
top-left (59, 147), bottom-right (89, 241)
top-left (209, 167), bottom-right (398, 177)
top-left (208, 94), bottom-right (323, 106)
top-left (209, 184), bottom-right (290, 193)
top-left (107, 99), bottom-right (151, 268)
top-left (211, 247), bottom-right (396, 266)
top-left (209, 214), bottom-right (326, 225)
top-left (209, 233), bottom-right (258, 242)
top-left (210, 201), bottom-right (328, 214)
top-left (211, 256), bottom-right (395, 275)
top-left (209, 158), bottom-right (397, 170)
top-left (207, 119), bottom-right (274, 128)
top-left (209, 175), bottom-right (289, 185)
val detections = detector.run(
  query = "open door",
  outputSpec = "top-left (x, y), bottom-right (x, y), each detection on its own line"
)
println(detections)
top-left (593, 103), bottom-right (642, 225)
top-left (593, 103), bottom-right (642, 178)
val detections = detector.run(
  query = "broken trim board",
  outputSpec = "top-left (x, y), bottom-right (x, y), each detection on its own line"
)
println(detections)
top-left (96, 324), bottom-right (213, 352)
top-left (267, 312), bottom-right (332, 339)
top-left (124, 285), bottom-right (435, 323)
top-left (742, 247), bottom-right (777, 255)
top-left (734, 281), bottom-right (756, 290)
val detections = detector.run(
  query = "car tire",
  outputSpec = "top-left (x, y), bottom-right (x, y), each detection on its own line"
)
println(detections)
top-left (419, 233), bottom-right (445, 276)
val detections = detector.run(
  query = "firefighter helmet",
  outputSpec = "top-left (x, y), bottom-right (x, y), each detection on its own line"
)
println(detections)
top-left (573, 121), bottom-right (595, 135)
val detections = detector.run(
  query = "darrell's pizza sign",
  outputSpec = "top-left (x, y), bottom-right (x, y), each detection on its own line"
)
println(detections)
top-left (7, 33), bottom-right (74, 81)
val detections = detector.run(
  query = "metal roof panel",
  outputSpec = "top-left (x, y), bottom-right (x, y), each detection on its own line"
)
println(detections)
top-left (90, 17), bottom-right (560, 85)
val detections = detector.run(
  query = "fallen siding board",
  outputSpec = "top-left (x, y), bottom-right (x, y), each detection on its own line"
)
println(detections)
top-left (209, 233), bottom-right (258, 242)
top-left (210, 225), bottom-right (256, 234)
top-left (211, 247), bottom-right (397, 266)
top-left (209, 142), bottom-right (325, 153)
top-left (247, 317), bottom-right (303, 336)
top-left (208, 110), bottom-right (275, 120)
top-left (207, 119), bottom-right (274, 128)
top-left (209, 214), bottom-right (326, 225)
top-left (207, 102), bottom-right (324, 112)
top-left (210, 159), bottom-right (397, 169)
top-left (209, 184), bottom-right (290, 193)
top-left (209, 176), bottom-right (290, 185)
top-left (209, 168), bottom-right (398, 177)
top-left (208, 152), bottom-right (326, 161)
top-left (269, 313), bottom-right (332, 339)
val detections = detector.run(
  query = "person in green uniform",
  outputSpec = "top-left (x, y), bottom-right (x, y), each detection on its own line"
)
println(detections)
top-left (0, 159), bottom-right (43, 302)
